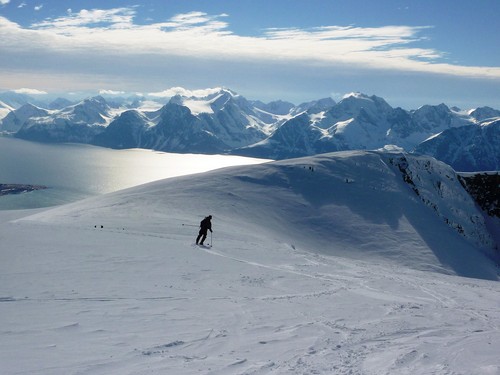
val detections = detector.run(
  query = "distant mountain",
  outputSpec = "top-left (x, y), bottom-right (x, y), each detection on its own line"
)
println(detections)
top-left (292, 97), bottom-right (337, 115)
top-left (0, 103), bottom-right (49, 133)
top-left (141, 102), bottom-right (228, 153)
top-left (468, 106), bottom-right (500, 122)
top-left (15, 96), bottom-right (112, 143)
top-left (170, 88), bottom-right (281, 135)
top-left (0, 100), bottom-right (14, 122)
top-left (235, 93), bottom-right (479, 159)
top-left (414, 120), bottom-right (500, 172)
top-left (92, 110), bottom-right (152, 149)
top-left (2, 87), bottom-right (499, 171)
top-left (48, 97), bottom-right (74, 110)
top-left (93, 89), bottom-right (276, 153)
top-left (236, 113), bottom-right (340, 159)
top-left (193, 89), bottom-right (273, 147)
top-left (58, 96), bottom-right (111, 125)
top-left (252, 99), bottom-right (295, 115)
top-left (0, 91), bottom-right (38, 109)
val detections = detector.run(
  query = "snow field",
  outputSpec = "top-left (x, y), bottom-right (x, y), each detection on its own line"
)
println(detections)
top-left (1, 150), bottom-right (499, 374)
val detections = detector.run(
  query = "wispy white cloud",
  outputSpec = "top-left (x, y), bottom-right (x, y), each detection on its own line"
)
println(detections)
top-left (0, 0), bottom-right (10, 6)
top-left (13, 88), bottom-right (48, 95)
top-left (18, 2), bottom-right (26, 8)
top-left (32, 7), bottom-right (135, 29)
top-left (148, 87), bottom-right (225, 98)
top-left (99, 89), bottom-right (126, 95)
top-left (168, 11), bottom-right (229, 30)
top-left (0, 7), bottom-right (498, 101)
top-left (34, 4), bottom-right (43, 11)
top-left (10, 8), bottom-right (493, 79)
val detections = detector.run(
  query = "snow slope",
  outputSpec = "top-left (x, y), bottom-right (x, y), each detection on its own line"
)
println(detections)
top-left (1, 150), bottom-right (499, 374)
top-left (415, 120), bottom-right (500, 172)
top-left (0, 103), bottom-right (50, 133)
top-left (0, 100), bottom-right (14, 121)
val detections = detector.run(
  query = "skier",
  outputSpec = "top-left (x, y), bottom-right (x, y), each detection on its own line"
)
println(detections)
top-left (196, 215), bottom-right (213, 246)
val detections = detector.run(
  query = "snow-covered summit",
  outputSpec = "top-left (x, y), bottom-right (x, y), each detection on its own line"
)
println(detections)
top-left (0, 100), bottom-right (14, 115)
top-left (468, 106), bottom-right (500, 122)
top-left (0, 103), bottom-right (50, 133)
top-left (415, 119), bottom-right (500, 171)
top-left (12, 96), bottom-right (114, 143)
top-left (168, 88), bottom-right (240, 115)
top-left (58, 95), bottom-right (112, 125)
top-left (325, 93), bottom-right (392, 124)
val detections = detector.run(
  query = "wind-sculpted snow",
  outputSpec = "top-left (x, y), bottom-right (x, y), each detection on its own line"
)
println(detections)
top-left (1, 150), bottom-right (499, 374)
top-left (386, 153), bottom-right (495, 249)
top-left (21, 150), bottom-right (498, 278)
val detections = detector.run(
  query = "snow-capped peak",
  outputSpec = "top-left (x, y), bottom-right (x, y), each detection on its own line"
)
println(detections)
top-left (338, 92), bottom-right (391, 110)
top-left (342, 91), bottom-right (369, 100)
top-left (167, 87), bottom-right (240, 115)
top-left (0, 100), bottom-right (14, 121)
top-left (468, 106), bottom-right (500, 122)
top-left (0, 100), bottom-right (14, 111)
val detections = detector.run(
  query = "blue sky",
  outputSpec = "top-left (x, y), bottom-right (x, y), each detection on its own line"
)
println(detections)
top-left (0, 0), bottom-right (499, 109)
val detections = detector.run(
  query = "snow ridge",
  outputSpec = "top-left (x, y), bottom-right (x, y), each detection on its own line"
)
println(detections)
top-left (22, 149), bottom-right (498, 279)
top-left (386, 153), bottom-right (494, 249)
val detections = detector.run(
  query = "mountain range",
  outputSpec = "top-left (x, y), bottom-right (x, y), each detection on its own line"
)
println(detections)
top-left (1, 88), bottom-right (499, 172)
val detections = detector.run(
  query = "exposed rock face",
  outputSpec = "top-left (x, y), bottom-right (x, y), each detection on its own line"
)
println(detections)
top-left (459, 173), bottom-right (500, 218)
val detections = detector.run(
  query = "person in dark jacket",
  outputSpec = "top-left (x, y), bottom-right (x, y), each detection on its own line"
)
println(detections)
top-left (196, 215), bottom-right (213, 245)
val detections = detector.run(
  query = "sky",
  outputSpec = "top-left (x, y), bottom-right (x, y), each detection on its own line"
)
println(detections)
top-left (0, 0), bottom-right (499, 109)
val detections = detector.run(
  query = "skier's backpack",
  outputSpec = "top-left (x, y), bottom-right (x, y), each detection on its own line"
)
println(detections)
top-left (200, 217), bottom-right (208, 228)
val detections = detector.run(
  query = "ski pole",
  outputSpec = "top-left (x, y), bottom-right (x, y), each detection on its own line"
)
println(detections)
top-left (210, 231), bottom-right (213, 247)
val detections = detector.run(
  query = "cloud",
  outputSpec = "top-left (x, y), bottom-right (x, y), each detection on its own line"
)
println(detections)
top-left (34, 4), bottom-right (43, 11)
top-left (0, 0), bottom-right (10, 5)
top-left (13, 88), bottom-right (48, 95)
top-left (32, 7), bottom-right (135, 29)
top-left (0, 6), bottom-right (498, 98)
top-left (168, 11), bottom-right (228, 29)
top-left (148, 87), bottom-right (225, 98)
top-left (22, 9), bottom-right (497, 79)
top-left (99, 89), bottom-right (126, 95)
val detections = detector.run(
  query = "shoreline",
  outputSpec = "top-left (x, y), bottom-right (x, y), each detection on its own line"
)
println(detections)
top-left (0, 183), bottom-right (48, 196)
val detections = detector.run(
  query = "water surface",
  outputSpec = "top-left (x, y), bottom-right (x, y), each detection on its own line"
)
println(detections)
top-left (0, 137), bottom-right (268, 209)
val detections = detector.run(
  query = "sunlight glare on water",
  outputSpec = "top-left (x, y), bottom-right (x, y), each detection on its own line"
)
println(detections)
top-left (0, 138), bottom-right (270, 209)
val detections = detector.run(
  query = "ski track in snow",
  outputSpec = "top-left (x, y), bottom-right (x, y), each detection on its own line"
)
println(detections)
top-left (1, 219), bottom-right (499, 375)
